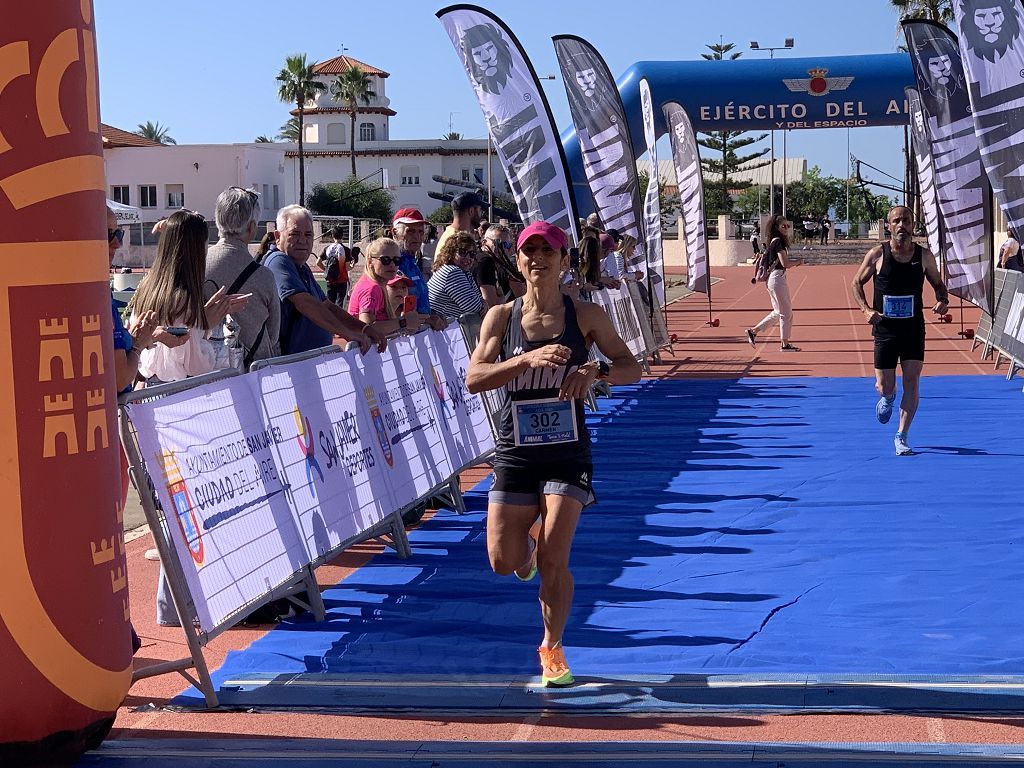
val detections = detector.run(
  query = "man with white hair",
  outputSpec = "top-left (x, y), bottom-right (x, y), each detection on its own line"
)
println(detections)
top-left (204, 186), bottom-right (281, 367)
top-left (265, 204), bottom-right (384, 355)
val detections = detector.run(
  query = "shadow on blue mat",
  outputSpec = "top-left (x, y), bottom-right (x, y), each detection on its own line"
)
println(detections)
top-left (178, 375), bottom-right (1024, 711)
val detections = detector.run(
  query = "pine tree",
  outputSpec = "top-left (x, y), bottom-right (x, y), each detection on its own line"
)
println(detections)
top-left (697, 41), bottom-right (770, 214)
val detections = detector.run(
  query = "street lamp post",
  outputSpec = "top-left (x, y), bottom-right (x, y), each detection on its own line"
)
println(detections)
top-left (749, 38), bottom-right (794, 219)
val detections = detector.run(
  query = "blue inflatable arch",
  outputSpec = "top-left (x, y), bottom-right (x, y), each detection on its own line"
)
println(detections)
top-left (563, 53), bottom-right (916, 216)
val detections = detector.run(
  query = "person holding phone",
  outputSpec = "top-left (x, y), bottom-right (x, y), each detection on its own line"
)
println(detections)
top-left (131, 210), bottom-right (250, 386)
top-left (348, 238), bottom-right (443, 335)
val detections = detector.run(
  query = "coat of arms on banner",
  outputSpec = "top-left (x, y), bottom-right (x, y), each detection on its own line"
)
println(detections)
top-left (363, 386), bottom-right (394, 468)
top-left (158, 450), bottom-right (205, 566)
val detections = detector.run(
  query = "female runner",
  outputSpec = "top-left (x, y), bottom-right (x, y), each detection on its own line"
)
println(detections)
top-left (468, 221), bottom-right (640, 686)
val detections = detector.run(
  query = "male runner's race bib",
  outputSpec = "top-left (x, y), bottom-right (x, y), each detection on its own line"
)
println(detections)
top-left (512, 397), bottom-right (577, 446)
top-left (883, 294), bottom-right (914, 319)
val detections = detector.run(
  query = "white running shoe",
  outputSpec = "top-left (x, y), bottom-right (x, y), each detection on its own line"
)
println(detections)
top-left (894, 434), bottom-right (913, 456)
top-left (876, 395), bottom-right (896, 424)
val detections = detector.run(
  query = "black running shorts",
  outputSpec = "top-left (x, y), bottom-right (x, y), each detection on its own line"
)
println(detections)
top-left (489, 462), bottom-right (596, 508)
top-left (873, 331), bottom-right (925, 369)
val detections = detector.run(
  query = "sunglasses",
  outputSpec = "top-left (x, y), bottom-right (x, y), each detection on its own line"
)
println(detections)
top-left (108, 228), bottom-right (125, 242)
top-left (457, 249), bottom-right (478, 258)
top-left (374, 255), bottom-right (401, 266)
top-left (230, 186), bottom-right (259, 204)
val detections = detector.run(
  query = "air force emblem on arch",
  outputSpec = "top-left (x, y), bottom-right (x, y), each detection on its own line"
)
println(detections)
top-left (783, 68), bottom-right (854, 97)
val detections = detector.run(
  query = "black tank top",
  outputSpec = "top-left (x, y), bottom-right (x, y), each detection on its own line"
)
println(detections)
top-left (494, 295), bottom-right (591, 467)
top-left (873, 242), bottom-right (924, 338)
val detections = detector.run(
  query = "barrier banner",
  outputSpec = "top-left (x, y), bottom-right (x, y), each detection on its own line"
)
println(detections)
top-left (639, 78), bottom-right (666, 307)
top-left (953, 0), bottom-right (1024, 236)
top-left (374, 333), bottom-right (456, 502)
top-left (903, 19), bottom-right (993, 312)
top-left (663, 101), bottom-right (710, 296)
top-left (255, 353), bottom-right (400, 565)
top-left (591, 286), bottom-right (646, 360)
top-left (906, 88), bottom-right (944, 258)
top-left (417, 328), bottom-right (494, 470)
top-left (553, 35), bottom-right (646, 269)
top-left (437, 5), bottom-right (579, 233)
top-left (0, 1), bottom-right (132, 756)
top-left (125, 329), bottom-right (493, 631)
top-left (127, 375), bottom-right (306, 631)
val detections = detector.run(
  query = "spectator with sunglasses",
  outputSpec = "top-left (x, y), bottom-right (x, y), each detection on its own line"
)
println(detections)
top-left (427, 231), bottom-right (485, 321)
top-left (348, 238), bottom-right (443, 335)
top-left (476, 224), bottom-right (525, 313)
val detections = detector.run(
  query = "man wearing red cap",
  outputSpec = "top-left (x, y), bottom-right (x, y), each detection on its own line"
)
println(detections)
top-left (393, 207), bottom-right (433, 314)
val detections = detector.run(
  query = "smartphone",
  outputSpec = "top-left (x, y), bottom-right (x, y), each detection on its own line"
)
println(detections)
top-left (569, 247), bottom-right (580, 271)
top-left (402, 295), bottom-right (418, 314)
top-left (165, 326), bottom-right (189, 336)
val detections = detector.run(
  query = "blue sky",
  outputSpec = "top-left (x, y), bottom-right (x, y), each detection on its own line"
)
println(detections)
top-left (95, 0), bottom-right (928, 186)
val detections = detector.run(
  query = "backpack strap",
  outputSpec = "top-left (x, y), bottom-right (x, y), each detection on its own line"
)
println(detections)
top-left (227, 260), bottom-right (261, 295)
top-left (243, 322), bottom-right (266, 371)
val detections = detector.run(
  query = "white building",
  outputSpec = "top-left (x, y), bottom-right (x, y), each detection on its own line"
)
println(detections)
top-left (102, 52), bottom-right (508, 253)
top-left (293, 54), bottom-right (506, 216)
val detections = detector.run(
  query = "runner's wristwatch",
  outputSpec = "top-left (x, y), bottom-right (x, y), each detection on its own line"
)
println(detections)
top-left (594, 360), bottom-right (610, 379)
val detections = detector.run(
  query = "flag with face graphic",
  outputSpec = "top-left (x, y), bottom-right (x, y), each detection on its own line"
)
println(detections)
top-left (437, 5), bottom-right (579, 235)
top-left (662, 101), bottom-right (710, 296)
top-left (638, 78), bottom-right (666, 307)
top-left (903, 19), bottom-right (993, 312)
top-left (953, 0), bottom-right (1024, 241)
top-left (552, 35), bottom-right (647, 274)
top-left (906, 87), bottom-right (945, 260)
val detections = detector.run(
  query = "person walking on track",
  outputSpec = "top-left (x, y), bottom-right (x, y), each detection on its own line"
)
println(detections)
top-left (746, 214), bottom-right (802, 352)
top-left (850, 205), bottom-right (949, 456)
top-left (467, 221), bottom-right (640, 687)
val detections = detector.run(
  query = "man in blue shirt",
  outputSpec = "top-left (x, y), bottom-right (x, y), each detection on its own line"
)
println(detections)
top-left (265, 205), bottom-right (385, 355)
top-left (393, 207), bottom-right (448, 330)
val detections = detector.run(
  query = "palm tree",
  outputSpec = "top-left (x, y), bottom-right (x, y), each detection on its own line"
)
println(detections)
top-left (135, 120), bottom-right (176, 145)
top-left (330, 66), bottom-right (375, 178)
top-left (255, 135), bottom-right (273, 143)
top-left (442, 131), bottom-right (464, 140)
top-left (277, 116), bottom-right (301, 143)
top-left (890, 0), bottom-right (953, 22)
top-left (276, 53), bottom-right (326, 205)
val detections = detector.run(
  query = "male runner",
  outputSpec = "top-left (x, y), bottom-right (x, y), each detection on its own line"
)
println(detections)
top-left (851, 206), bottom-right (948, 455)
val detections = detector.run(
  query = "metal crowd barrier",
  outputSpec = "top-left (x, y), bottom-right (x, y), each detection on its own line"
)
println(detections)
top-left (119, 324), bottom-right (495, 704)
top-left (118, 369), bottom-right (325, 707)
top-left (971, 268), bottom-right (1024, 384)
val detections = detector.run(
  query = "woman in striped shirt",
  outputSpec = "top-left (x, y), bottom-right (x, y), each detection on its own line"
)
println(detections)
top-left (427, 231), bottom-right (484, 321)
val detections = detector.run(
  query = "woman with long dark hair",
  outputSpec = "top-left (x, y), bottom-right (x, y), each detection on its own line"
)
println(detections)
top-left (132, 210), bottom-right (249, 384)
top-left (746, 214), bottom-right (802, 351)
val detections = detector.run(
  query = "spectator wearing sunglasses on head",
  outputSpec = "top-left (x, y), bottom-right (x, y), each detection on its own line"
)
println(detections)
top-left (476, 223), bottom-right (525, 314)
top-left (428, 231), bottom-right (485, 322)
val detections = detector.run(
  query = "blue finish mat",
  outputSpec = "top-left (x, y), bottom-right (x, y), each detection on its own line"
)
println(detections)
top-left (178, 376), bottom-right (1024, 708)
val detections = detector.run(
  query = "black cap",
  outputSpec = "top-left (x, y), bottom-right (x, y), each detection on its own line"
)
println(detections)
top-left (452, 191), bottom-right (484, 213)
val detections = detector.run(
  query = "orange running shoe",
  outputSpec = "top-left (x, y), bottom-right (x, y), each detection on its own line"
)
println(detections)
top-left (538, 644), bottom-right (574, 686)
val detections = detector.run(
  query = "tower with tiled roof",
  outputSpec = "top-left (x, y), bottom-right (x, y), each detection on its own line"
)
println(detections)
top-left (294, 54), bottom-right (394, 148)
